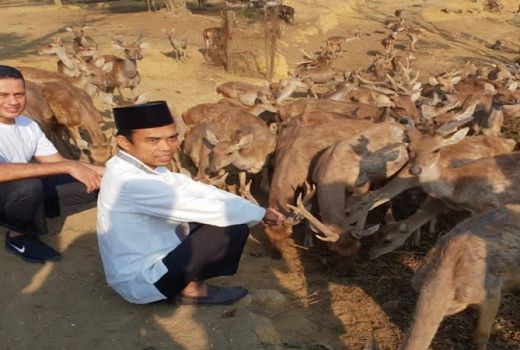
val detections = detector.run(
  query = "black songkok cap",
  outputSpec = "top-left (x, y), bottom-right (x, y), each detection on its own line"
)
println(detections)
top-left (113, 101), bottom-right (174, 130)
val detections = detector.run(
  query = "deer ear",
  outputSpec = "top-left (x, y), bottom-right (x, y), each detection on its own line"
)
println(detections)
top-left (450, 76), bottom-right (461, 85)
top-left (236, 134), bottom-right (253, 149)
top-left (428, 77), bottom-right (439, 85)
top-left (112, 38), bottom-right (125, 50)
top-left (443, 127), bottom-right (469, 146)
top-left (204, 128), bottom-right (220, 146)
top-left (94, 57), bottom-right (106, 67)
top-left (102, 61), bottom-right (114, 73)
top-left (484, 82), bottom-right (497, 95)
top-left (139, 42), bottom-right (150, 50)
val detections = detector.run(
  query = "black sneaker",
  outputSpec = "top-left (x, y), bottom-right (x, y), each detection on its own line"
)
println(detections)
top-left (5, 232), bottom-right (61, 263)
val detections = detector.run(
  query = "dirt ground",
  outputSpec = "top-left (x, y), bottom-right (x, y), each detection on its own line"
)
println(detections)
top-left (1, 0), bottom-right (520, 349)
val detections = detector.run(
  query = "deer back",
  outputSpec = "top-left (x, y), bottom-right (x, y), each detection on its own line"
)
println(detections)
top-left (403, 204), bottom-right (520, 350)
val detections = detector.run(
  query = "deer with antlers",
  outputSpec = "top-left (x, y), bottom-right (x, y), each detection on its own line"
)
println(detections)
top-left (286, 121), bottom-right (409, 272)
top-left (401, 204), bottom-right (520, 350)
top-left (264, 117), bottom-right (408, 257)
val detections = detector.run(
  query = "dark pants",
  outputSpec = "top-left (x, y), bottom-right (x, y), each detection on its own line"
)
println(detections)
top-left (0, 175), bottom-right (98, 236)
top-left (154, 223), bottom-right (250, 299)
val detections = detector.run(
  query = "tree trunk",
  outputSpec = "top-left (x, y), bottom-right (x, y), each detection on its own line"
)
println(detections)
top-left (172, 0), bottom-right (189, 14)
top-left (54, 0), bottom-right (63, 7)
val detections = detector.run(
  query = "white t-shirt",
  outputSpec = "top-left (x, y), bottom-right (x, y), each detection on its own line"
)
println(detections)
top-left (0, 115), bottom-right (58, 163)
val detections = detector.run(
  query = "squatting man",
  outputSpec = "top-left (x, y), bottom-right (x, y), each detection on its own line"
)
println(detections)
top-left (97, 101), bottom-right (285, 305)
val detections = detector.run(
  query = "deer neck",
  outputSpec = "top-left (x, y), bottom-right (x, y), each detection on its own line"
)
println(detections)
top-left (401, 262), bottom-right (454, 350)
top-left (56, 50), bottom-right (77, 71)
top-left (417, 160), bottom-right (455, 199)
top-left (123, 57), bottom-right (138, 76)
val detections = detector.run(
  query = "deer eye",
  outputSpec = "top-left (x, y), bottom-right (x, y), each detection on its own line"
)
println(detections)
top-left (433, 148), bottom-right (441, 154)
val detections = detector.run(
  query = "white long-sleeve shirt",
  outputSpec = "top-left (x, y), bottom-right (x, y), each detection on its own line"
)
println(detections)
top-left (96, 151), bottom-right (266, 304)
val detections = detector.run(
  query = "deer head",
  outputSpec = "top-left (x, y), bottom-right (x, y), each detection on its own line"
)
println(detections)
top-left (204, 129), bottom-right (254, 174)
top-left (407, 127), bottom-right (469, 176)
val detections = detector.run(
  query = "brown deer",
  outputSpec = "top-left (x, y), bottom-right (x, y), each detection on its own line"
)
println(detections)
top-left (344, 134), bottom-right (515, 260)
top-left (183, 109), bottom-right (276, 198)
top-left (406, 27), bottom-right (423, 52)
top-left (276, 99), bottom-right (385, 122)
top-left (100, 34), bottom-right (148, 97)
top-left (38, 38), bottom-right (113, 98)
top-left (406, 125), bottom-right (520, 213)
top-left (265, 118), bottom-right (397, 256)
top-left (286, 121), bottom-right (409, 273)
top-left (19, 67), bottom-right (111, 165)
top-left (202, 27), bottom-right (225, 50)
top-left (401, 204), bottom-right (520, 350)
top-left (274, 67), bottom-right (346, 103)
top-left (216, 81), bottom-right (274, 106)
top-left (162, 28), bottom-right (188, 62)
top-left (65, 24), bottom-right (98, 59)
top-left (381, 31), bottom-right (397, 57)
top-left (38, 37), bottom-right (81, 78)
top-left (325, 30), bottom-right (360, 57)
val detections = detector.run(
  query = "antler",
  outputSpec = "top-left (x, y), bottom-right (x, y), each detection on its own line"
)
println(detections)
top-left (240, 180), bottom-right (259, 206)
top-left (284, 181), bottom-right (316, 225)
top-left (287, 192), bottom-right (341, 243)
top-left (435, 104), bottom-right (476, 135)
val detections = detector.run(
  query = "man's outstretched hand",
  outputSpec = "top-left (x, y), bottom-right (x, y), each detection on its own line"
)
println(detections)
top-left (262, 208), bottom-right (285, 226)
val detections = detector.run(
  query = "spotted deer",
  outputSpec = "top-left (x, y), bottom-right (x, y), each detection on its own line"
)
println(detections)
top-left (162, 28), bottom-right (188, 62)
top-left (38, 38), bottom-right (112, 98)
top-left (99, 34), bottom-right (148, 97)
top-left (401, 204), bottom-right (520, 350)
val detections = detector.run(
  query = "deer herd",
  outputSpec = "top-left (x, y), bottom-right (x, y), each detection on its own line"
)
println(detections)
top-left (20, 3), bottom-right (520, 350)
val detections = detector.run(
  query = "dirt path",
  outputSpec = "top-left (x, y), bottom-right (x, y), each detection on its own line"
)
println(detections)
top-left (1, 1), bottom-right (520, 349)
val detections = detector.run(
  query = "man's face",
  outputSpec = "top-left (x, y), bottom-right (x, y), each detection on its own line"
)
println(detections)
top-left (116, 123), bottom-right (178, 168)
top-left (0, 78), bottom-right (26, 124)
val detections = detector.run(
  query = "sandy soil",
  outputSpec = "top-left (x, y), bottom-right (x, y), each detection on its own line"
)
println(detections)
top-left (1, 0), bottom-right (520, 349)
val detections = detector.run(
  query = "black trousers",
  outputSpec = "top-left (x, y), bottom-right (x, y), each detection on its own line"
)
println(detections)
top-left (0, 175), bottom-right (98, 236)
top-left (154, 223), bottom-right (250, 299)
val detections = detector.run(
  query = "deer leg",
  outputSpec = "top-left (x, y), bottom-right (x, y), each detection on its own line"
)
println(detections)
top-left (428, 216), bottom-right (437, 236)
top-left (259, 166), bottom-right (271, 194)
top-left (68, 126), bottom-right (88, 150)
top-left (474, 291), bottom-right (501, 350)
top-left (238, 171), bottom-right (247, 194)
top-left (410, 37), bottom-right (418, 51)
top-left (346, 169), bottom-right (418, 229)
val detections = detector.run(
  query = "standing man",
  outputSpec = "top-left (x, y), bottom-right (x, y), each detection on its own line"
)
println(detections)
top-left (97, 101), bottom-right (285, 305)
top-left (0, 65), bottom-right (103, 263)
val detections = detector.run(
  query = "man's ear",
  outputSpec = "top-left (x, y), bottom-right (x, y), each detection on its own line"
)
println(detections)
top-left (115, 134), bottom-right (131, 151)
